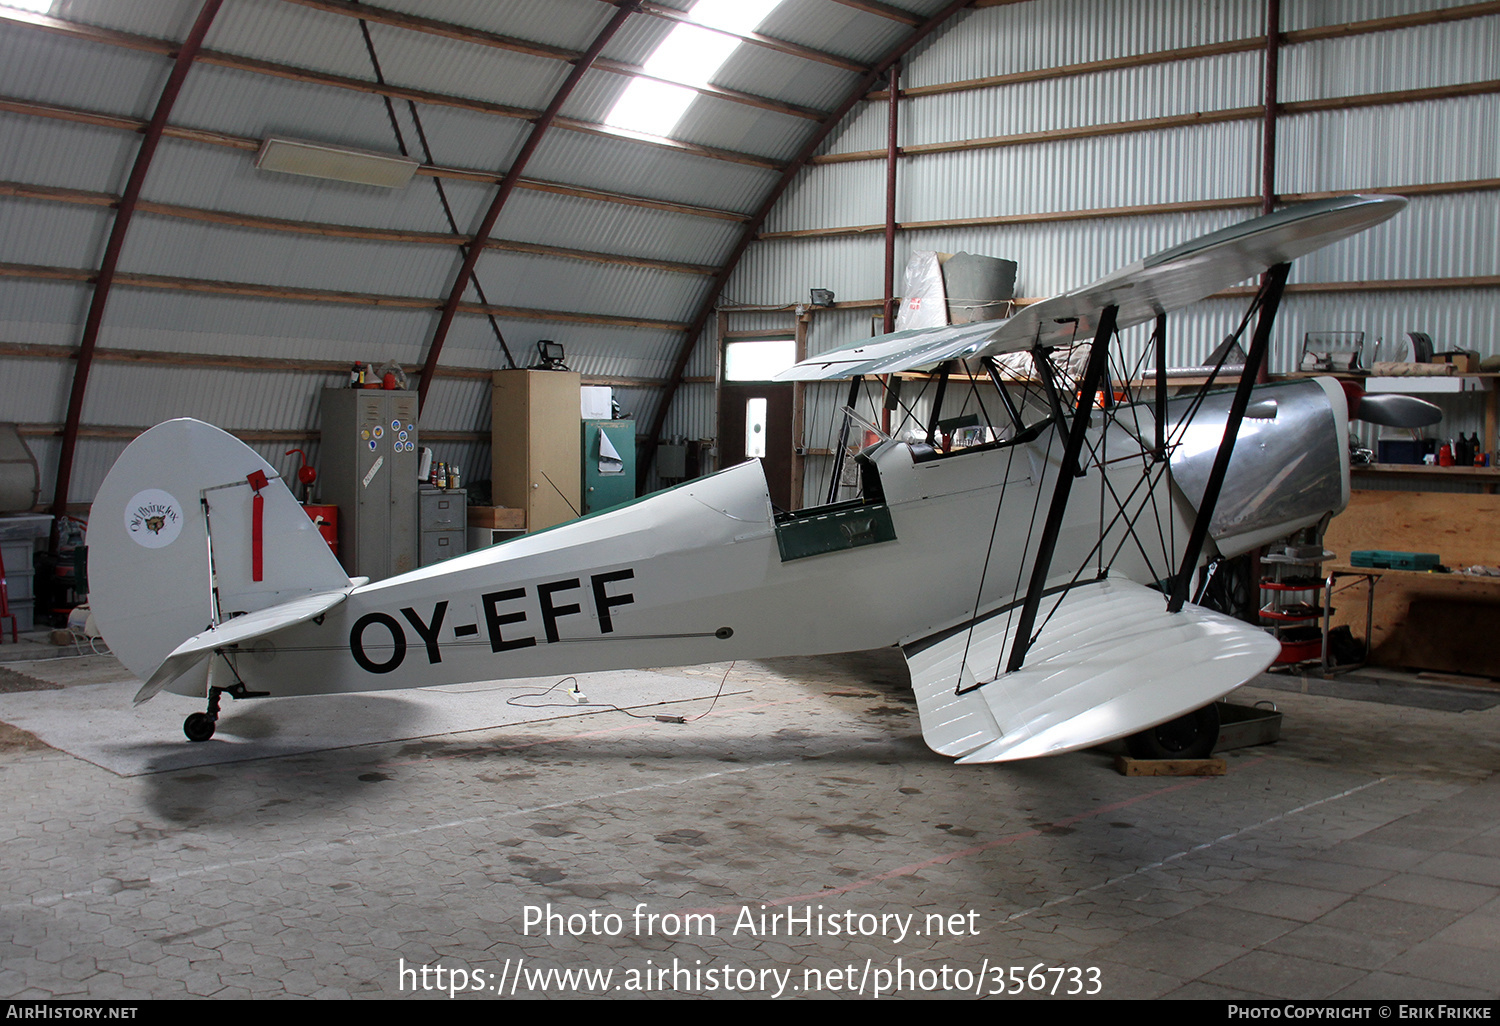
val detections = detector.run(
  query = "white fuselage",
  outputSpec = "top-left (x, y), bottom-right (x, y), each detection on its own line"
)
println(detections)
top-left (210, 425), bottom-right (1186, 700)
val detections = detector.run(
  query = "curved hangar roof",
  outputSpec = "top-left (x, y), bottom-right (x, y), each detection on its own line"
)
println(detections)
top-left (0, 0), bottom-right (972, 509)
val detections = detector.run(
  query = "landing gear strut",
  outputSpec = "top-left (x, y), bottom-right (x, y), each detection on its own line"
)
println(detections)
top-left (182, 679), bottom-right (269, 743)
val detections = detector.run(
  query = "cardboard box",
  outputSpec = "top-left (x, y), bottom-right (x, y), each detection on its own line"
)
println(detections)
top-left (1434, 352), bottom-right (1479, 373)
top-left (467, 506), bottom-right (525, 530)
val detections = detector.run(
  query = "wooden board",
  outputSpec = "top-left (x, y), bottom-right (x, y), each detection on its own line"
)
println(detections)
top-left (1115, 757), bottom-right (1226, 777)
top-left (1325, 490), bottom-right (1500, 675)
top-left (467, 506), bottom-right (525, 530)
top-left (1325, 489), bottom-right (1500, 567)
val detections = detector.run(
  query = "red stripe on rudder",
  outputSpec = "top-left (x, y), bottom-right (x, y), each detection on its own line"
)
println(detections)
top-left (246, 470), bottom-right (268, 582)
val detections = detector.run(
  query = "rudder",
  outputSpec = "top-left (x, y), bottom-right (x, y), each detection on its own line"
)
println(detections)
top-left (89, 419), bottom-right (351, 694)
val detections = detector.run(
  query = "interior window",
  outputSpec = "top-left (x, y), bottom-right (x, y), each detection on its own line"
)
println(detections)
top-left (724, 339), bottom-right (796, 382)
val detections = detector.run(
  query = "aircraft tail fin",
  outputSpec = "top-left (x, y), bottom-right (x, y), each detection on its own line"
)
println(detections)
top-left (902, 578), bottom-right (1278, 762)
top-left (88, 419), bottom-right (354, 701)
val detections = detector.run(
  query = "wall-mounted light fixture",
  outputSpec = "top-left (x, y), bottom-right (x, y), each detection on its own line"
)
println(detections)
top-left (254, 137), bottom-right (418, 188)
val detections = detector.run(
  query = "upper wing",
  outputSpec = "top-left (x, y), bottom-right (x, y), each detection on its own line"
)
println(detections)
top-left (903, 578), bottom-right (1279, 762)
top-left (773, 319), bottom-right (1005, 381)
top-left (776, 195), bottom-right (1407, 383)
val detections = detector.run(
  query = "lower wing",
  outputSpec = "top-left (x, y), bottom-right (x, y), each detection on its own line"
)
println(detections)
top-left (903, 577), bottom-right (1279, 762)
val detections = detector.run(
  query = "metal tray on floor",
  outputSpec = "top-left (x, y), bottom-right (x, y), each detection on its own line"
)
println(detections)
top-left (1214, 700), bottom-right (1282, 751)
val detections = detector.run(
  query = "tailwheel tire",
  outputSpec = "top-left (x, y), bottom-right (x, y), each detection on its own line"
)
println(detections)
top-left (1126, 703), bottom-right (1220, 760)
top-left (184, 712), bottom-right (216, 743)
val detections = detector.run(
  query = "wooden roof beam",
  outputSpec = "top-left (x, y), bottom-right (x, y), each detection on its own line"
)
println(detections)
top-left (0, 9), bottom-right (785, 171)
top-left (0, 261), bottom-right (690, 332)
top-left (283, 0), bottom-right (827, 122)
top-left (0, 180), bottom-right (719, 276)
top-left (815, 78), bottom-right (1500, 165)
top-left (0, 94), bottom-right (751, 224)
top-left (868, 0), bottom-right (1500, 100)
top-left (0, 341), bottom-right (682, 390)
top-left (830, 0), bottom-right (922, 25)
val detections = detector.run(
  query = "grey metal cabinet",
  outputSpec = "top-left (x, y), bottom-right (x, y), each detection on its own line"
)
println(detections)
top-left (319, 388), bottom-right (419, 581)
top-left (419, 486), bottom-right (466, 567)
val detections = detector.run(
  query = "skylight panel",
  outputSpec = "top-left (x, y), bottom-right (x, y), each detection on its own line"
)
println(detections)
top-left (604, 0), bottom-right (785, 139)
top-left (689, 0), bottom-right (783, 36)
top-left (607, 77), bottom-right (697, 138)
top-left (644, 24), bottom-right (738, 89)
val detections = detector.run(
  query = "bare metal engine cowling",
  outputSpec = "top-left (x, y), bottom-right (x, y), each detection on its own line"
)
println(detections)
top-left (1166, 377), bottom-right (1350, 559)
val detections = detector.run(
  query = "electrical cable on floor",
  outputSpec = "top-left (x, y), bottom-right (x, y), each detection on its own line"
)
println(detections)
top-left (504, 662), bottom-right (744, 723)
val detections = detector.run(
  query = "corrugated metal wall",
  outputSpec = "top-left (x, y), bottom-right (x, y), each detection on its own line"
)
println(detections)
top-left (716, 0), bottom-right (1498, 501)
top-left (3, 0), bottom-right (1495, 513)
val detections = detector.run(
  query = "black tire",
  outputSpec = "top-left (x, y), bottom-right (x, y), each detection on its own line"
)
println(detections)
top-left (184, 712), bottom-right (216, 743)
top-left (1126, 703), bottom-right (1220, 760)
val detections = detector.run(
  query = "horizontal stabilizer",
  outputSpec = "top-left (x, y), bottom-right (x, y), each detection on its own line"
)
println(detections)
top-left (903, 578), bottom-right (1279, 762)
top-left (134, 588), bottom-right (353, 705)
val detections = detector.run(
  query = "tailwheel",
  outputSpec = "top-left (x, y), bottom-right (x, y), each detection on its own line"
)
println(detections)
top-left (184, 712), bottom-right (216, 743)
top-left (182, 661), bottom-right (271, 743)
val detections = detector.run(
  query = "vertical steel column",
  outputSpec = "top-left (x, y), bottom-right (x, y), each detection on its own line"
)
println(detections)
top-left (1005, 306), bottom-right (1119, 674)
top-left (879, 61), bottom-right (901, 434)
top-left (1262, 0), bottom-right (1281, 217)
top-left (791, 312), bottom-right (808, 510)
top-left (1256, 0), bottom-right (1282, 397)
top-left (882, 61), bottom-right (900, 336)
top-left (48, 0), bottom-right (223, 545)
top-left (1166, 262), bottom-right (1290, 614)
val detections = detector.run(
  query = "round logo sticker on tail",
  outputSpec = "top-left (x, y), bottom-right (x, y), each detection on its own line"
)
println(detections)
top-left (125, 489), bottom-right (184, 548)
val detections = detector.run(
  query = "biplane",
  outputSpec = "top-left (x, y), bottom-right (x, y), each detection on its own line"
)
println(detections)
top-left (89, 194), bottom-right (1420, 759)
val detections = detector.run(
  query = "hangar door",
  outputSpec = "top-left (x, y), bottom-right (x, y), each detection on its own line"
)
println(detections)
top-left (718, 338), bottom-right (796, 512)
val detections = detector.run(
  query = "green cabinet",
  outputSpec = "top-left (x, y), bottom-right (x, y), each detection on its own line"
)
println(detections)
top-left (581, 420), bottom-right (635, 515)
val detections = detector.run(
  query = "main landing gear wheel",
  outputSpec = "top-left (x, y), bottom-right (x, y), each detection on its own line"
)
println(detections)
top-left (184, 712), bottom-right (216, 743)
top-left (1125, 703), bottom-right (1221, 760)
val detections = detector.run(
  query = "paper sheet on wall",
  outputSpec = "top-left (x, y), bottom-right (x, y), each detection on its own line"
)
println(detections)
top-left (598, 430), bottom-right (623, 475)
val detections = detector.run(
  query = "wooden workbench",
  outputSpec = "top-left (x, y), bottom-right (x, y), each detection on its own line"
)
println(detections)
top-left (1324, 489), bottom-right (1500, 677)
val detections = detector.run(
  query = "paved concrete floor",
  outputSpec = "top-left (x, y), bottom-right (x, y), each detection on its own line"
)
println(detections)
top-left (0, 647), bottom-right (1497, 1000)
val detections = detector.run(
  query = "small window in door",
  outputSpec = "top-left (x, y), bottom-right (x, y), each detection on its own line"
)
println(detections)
top-left (744, 397), bottom-right (768, 458)
top-left (724, 339), bottom-right (795, 381)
